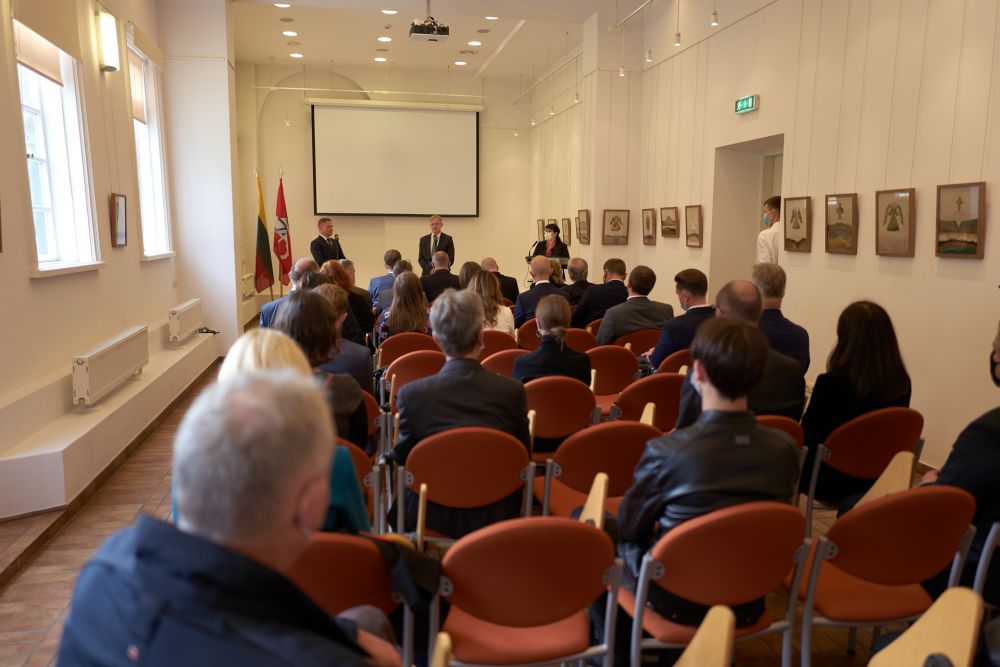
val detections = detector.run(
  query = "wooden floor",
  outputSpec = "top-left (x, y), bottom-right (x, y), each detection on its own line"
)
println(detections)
top-left (0, 370), bottom-right (887, 667)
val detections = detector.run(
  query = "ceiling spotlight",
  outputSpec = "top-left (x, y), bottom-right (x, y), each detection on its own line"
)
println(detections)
top-left (378, 36), bottom-right (392, 42)
top-left (468, 40), bottom-right (482, 46)
top-left (618, 65), bottom-right (625, 78)
top-left (376, 47), bottom-right (389, 52)
top-left (530, 117), bottom-right (536, 126)
top-left (574, 91), bottom-right (580, 103)
top-left (484, 16), bottom-right (499, 20)
top-left (549, 105), bottom-right (555, 116)
top-left (290, 52), bottom-right (303, 58)
top-left (279, 17), bottom-right (294, 22)
top-left (282, 30), bottom-right (298, 36)
top-left (674, 32), bottom-right (682, 47)
top-left (477, 28), bottom-right (490, 34)
top-left (382, 9), bottom-right (397, 14)
top-left (513, 130), bottom-right (519, 137)
top-left (645, 48), bottom-right (652, 63)
top-left (710, 10), bottom-right (719, 27)
top-left (274, 2), bottom-right (291, 7)
top-left (287, 41), bottom-right (299, 45)
top-left (374, 56), bottom-right (388, 62)
top-left (454, 60), bottom-right (467, 66)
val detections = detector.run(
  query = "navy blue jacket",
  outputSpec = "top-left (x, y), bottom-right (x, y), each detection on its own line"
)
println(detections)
top-left (648, 305), bottom-right (715, 368)
top-left (758, 308), bottom-right (810, 374)
top-left (570, 280), bottom-right (628, 329)
top-left (513, 281), bottom-right (565, 328)
top-left (368, 272), bottom-right (394, 309)
top-left (259, 295), bottom-right (287, 328)
top-left (512, 335), bottom-right (592, 385)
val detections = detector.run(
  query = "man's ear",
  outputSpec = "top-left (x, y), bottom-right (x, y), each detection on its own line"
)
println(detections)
top-left (294, 471), bottom-right (329, 539)
top-left (692, 359), bottom-right (708, 385)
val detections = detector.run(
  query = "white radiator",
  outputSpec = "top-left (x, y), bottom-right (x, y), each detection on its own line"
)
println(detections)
top-left (72, 326), bottom-right (149, 406)
top-left (168, 298), bottom-right (203, 343)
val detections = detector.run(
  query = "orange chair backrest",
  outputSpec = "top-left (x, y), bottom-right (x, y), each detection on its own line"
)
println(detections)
top-left (587, 345), bottom-right (639, 394)
top-left (755, 415), bottom-right (804, 450)
top-left (407, 427), bottom-right (529, 508)
top-left (482, 348), bottom-right (530, 377)
top-left (525, 376), bottom-right (596, 438)
top-left (824, 407), bottom-right (923, 478)
top-left (585, 318), bottom-right (603, 335)
top-left (565, 328), bottom-right (598, 353)
top-left (479, 330), bottom-right (517, 360)
top-left (442, 516), bottom-right (614, 627)
top-left (288, 533), bottom-right (397, 615)
top-left (658, 348), bottom-right (692, 373)
top-left (615, 373), bottom-right (684, 431)
top-left (614, 328), bottom-right (662, 355)
top-left (554, 421), bottom-right (660, 496)
top-left (826, 485), bottom-right (974, 586)
top-left (650, 502), bottom-right (806, 606)
top-left (386, 350), bottom-right (446, 396)
top-left (362, 391), bottom-right (380, 437)
top-left (502, 298), bottom-right (514, 307)
top-left (517, 318), bottom-right (541, 351)
top-left (378, 332), bottom-right (439, 368)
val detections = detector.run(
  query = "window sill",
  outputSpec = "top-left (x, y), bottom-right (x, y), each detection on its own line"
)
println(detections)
top-left (29, 261), bottom-right (105, 279)
top-left (140, 251), bottom-right (175, 263)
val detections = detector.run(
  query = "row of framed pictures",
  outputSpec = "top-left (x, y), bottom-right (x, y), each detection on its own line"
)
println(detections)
top-left (536, 206), bottom-right (705, 247)
top-left (784, 182), bottom-right (986, 259)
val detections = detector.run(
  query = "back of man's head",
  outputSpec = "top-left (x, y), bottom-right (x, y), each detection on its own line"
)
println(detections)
top-left (627, 265), bottom-right (656, 296)
top-left (290, 257), bottom-right (319, 286)
top-left (567, 257), bottom-right (588, 282)
top-left (751, 263), bottom-right (786, 300)
top-left (430, 289), bottom-right (484, 357)
top-left (384, 249), bottom-right (402, 269)
top-left (480, 257), bottom-right (499, 272)
top-left (674, 268), bottom-right (708, 298)
top-left (691, 318), bottom-right (770, 400)
top-left (392, 259), bottom-right (413, 277)
top-left (173, 370), bottom-right (333, 546)
top-left (529, 255), bottom-right (553, 281)
top-left (603, 258), bottom-right (627, 280)
top-left (716, 280), bottom-right (763, 323)
top-left (764, 195), bottom-right (781, 214)
top-left (431, 251), bottom-right (450, 270)
top-left (298, 271), bottom-right (331, 291)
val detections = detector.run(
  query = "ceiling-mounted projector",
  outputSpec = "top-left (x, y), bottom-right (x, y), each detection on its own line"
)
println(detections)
top-left (409, 0), bottom-right (448, 41)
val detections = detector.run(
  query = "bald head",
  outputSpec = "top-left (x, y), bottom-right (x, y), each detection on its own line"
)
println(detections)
top-left (431, 251), bottom-right (451, 270)
top-left (290, 257), bottom-right (319, 287)
top-left (567, 257), bottom-right (588, 282)
top-left (715, 280), bottom-right (763, 323)
top-left (529, 255), bottom-right (553, 281)
top-left (480, 257), bottom-right (499, 272)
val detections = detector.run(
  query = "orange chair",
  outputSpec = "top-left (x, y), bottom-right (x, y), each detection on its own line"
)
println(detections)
top-left (478, 329), bottom-right (517, 361)
top-left (395, 427), bottom-right (534, 538)
top-left (502, 297), bottom-right (514, 307)
top-left (797, 486), bottom-right (976, 667)
top-left (621, 502), bottom-right (808, 667)
top-left (658, 348), bottom-right (692, 373)
top-left (612, 373), bottom-right (684, 432)
top-left (804, 407), bottom-right (924, 534)
top-left (376, 331), bottom-right (439, 369)
top-left (430, 516), bottom-right (622, 667)
top-left (615, 328), bottom-right (662, 356)
top-left (756, 415), bottom-right (807, 502)
top-left (534, 421), bottom-right (660, 517)
top-left (385, 350), bottom-right (446, 413)
top-left (517, 318), bottom-right (541, 351)
top-left (565, 327), bottom-right (599, 353)
top-left (525, 376), bottom-right (599, 463)
top-left (585, 318), bottom-right (603, 335)
top-left (481, 348), bottom-right (530, 377)
top-left (587, 345), bottom-right (640, 417)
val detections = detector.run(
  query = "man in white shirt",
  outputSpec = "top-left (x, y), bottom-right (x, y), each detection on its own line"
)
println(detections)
top-left (756, 196), bottom-right (782, 264)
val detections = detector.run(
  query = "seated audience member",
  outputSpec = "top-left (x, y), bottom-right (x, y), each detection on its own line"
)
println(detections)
top-left (799, 300), bottom-right (911, 504)
top-left (375, 259), bottom-right (413, 315)
top-left (596, 265), bottom-right (674, 344)
top-left (321, 260), bottom-right (375, 336)
top-left (260, 256), bottom-right (317, 328)
top-left (375, 271), bottom-right (431, 347)
top-left (420, 251), bottom-right (461, 303)
top-left (369, 249), bottom-right (401, 310)
top-left (391, 289), bottom-right (531, 537)
top-left (513, 256), bottom-right (564, 327)
top-left (646, 268), bottom-right (714, 367)
top-left (275, 291), bottom-right (369, 450)
top-left (548, 258), bottom-right (565, 286)
top-left (299, 272), bottom-right (364, 347)
top-left (570, 258), bottom-right (628, 328)
top-left (339, 258), bottom-right (370, 306)
top-left (561, 257), bottom-right (592, 306)
top-left (458, 260), bottom-right (482, 289)
top-left (675, 281), bottom-right (805, 428)
top-left (313, 284), bottom-right (375, 396)
top-left (481, 256), bottom-right (520, 304)
top-left (59, 371), bottom-right (397, 666)
top-left (512, 295), bottom-right (591, 386)
top-left (751, 263), bottom-right (810, 373)
top-left (469, 270), bottom-right (515, 336)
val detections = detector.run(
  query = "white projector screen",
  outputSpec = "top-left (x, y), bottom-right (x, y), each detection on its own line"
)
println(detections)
top-left (312, 104), bottom-right (479, 216)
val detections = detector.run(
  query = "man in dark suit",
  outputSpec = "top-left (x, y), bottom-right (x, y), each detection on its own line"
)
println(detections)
top-left (368, 249), bottom-right (401, 310)
top-left (751, 263), bottom-right (810, 373)
top-left (596, 265), bottom-right (674, 344)
top-left (259, 257), bottom-right (317, 328)
top-left (674, 280), bottom-right (805, 429)
top-left (309, 217), bottom-right (346, 266)
top-left (420, 251), bottom-right (461, 303)
top-left (513, 256), bottom-right (565, 327)
top-left (561, 258), bottom-right (592, 306)
top-left (646, 268), bottom-right (714, 368)
top-left (481, 257), bottom-right (520, 304)
top-left (570, 258), bottom-right (628, 328)
top-left (418, 215), bottom-right (455, 276)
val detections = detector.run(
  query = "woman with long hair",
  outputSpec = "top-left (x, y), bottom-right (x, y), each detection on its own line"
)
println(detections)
top-left (321, 260), bottom-right (375, 336)
top-left (458, 261), bottom-right (482, 289)
top-left (469, 270), bottom-right (514, 336)
top-left (374, 271), bottom-right (430, 347)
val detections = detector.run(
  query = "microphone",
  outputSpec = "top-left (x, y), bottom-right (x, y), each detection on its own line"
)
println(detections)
top-left (334, 233), bottom-right (340, 241)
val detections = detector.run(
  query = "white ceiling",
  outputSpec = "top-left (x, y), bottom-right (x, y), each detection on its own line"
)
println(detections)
top-left (232, 0), bottom-right (596, 80)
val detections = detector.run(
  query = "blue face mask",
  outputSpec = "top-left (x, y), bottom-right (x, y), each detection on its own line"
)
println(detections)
top-left (763, 213), bottom-right (771, 227)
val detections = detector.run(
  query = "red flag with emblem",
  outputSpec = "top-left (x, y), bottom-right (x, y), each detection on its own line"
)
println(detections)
top-left (273, 177), bottom-right (293, 286)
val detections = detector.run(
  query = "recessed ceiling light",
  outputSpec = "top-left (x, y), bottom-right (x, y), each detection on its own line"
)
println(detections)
top-left (454, 60), bottom-right (467, 66)
top-left (279, 17), bottom-right (294, 22)
top-left (476, 28), bottom-right (490, 34)
top-left (374, 56), bottom-right (388, 62)
top-left (378, 36), bottom-right (392, 42)
top-left (282, 30), bottom-right (298, 37)
top-left (484, 16), bottom-right (499, 20)
top-left (467, 40), bottom-right (482, 46)
top-left (274, 2), bottom-right (291, 7)
top-left (376, 48), bottom-right (389, 52)
top-left (287, 41), bottom-right (299, 45)
top-left (381, 9), bottom-right (398, 14)
top-left (290, 52), bottom-right (303, 58)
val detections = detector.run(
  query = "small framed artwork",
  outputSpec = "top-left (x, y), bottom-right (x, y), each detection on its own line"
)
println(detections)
top-left (825, 193), bottom-right (858, 254)
top-left (936, 182), bottom-right (985, 259)
top-left (561, 217), bottom-right (572, 245)
top-left (684, 205), bottom-right (703, 248)
top-left (110, 193), bottom-right (127, 247)
top-left (875, 188), bottom-right (916, 257)
top-left (660, 206), bottom-right (679, 238)
top-left (536, 218), bottom-right (545, 241)
top-left (602, 209), bottom-right (629, 245)
top-left (642, 208), bottom-right (657, 245)
top-left (783, 196), bottom-right (811, 252)
top-left (577, 210), bottom-right (591, 245)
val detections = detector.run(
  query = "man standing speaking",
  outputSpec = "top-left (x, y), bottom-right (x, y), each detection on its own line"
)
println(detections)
top-left (418, 215), bottom-right (455, 276)
top-left (310, 217), bottom-right (346, 265)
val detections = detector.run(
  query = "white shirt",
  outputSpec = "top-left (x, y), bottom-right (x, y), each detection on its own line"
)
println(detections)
top-left (756, 220), bottom-right (782, 264)
top-left (486, 306), bottom-right (516, 336)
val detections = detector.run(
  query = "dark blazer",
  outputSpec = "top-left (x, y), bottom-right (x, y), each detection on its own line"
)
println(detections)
top-left (347, 290), bottom-right (375, 334)
top-left (561, 280), bottom-right (592, 306)
top-left (421, 270), bottom-right (461, 303)
top-left (368, 273), bottom-right (394, 309)
top-left (259, 295), bottom-right (287, 328)
top-left (571, 280), bottom-right (628, 328)
top-left (530, 240), bottom-right (570, 259)
top-left (375, 289), bottom-right (393, 315)
top-left (649, 305), bottom-right (715, 368)
top-left (675, 348), bottom-right (805, 429)
top-left (319, 340), bottom-right (375, 396)
top-left (494, 271), bottom-right (521, 304)
top-left (418, 233), bottom-right (455, 275)
top-left (512, 335), bottom-right (592, 385)
top-left (513, 281), bottom-right (566, 328)
top-left (758, 308), bottom-right (810, 374)
top-left (310, 235), bottom-right (346, 266)
top-left (596, 296), bottom-right (675, 345)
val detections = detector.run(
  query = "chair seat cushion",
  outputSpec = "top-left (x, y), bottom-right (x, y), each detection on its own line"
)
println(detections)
top-left (596, 394), bottom-right (618, 417)
top-left (617, 587), bottom-right (772, 643)
top-left (444, 604), bottom-right (590, 665)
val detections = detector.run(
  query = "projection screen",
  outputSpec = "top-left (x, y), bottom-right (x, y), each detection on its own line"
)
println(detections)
top-left (312, 103), bottom-right (479, 216)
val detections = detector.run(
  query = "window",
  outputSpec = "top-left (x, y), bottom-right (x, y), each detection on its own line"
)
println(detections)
top-left (127, 46), bottom-right (171, 257)
top-left (15, 21), bottom-right (97, 269)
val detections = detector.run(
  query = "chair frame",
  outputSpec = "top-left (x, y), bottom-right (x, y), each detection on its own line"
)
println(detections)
top-left (973, 521), bottom-right (1000, 597)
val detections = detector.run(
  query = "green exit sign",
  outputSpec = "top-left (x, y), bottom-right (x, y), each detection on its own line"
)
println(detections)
top-left (735, 94), bottom-right (759, 114)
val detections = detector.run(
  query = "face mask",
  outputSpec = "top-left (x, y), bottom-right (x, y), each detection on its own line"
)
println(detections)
top-left (763, 213), bottom-right (770, 227)
top-left (544, 232), bottom-right (554, 241)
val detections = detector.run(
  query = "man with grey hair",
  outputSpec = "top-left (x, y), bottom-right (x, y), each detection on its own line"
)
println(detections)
top-left (339, 258), bottom-right (371, 306)
top-left (260, 256), bottom-right (318, 328)
top-left (751, 262), bottom-right (810, 373)
top-left (561, 257), bottom-right (592, 306)
top-left (59, 372), bottom-right (399, 665)
top-left (513, 255), bottom-right (565, 327)
top-left (392, 289), bottom-right (530, 536)
top-left (420, 250), bottom-right (461, 303)
top-left (481, 256), bottom-right (520, 304)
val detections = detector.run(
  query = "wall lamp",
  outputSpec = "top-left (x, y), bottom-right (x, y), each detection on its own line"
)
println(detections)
top-left (98, 12), bottom-right (120, 72)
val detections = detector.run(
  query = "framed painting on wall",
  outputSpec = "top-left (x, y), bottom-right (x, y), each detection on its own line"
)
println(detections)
top-left (660, 206), bottom-right (679, 238)
top-left (875, 188), bottom-right (915, 257)
top-left (783, 196), bottom-right (811, 252)
top-left (936, 182), bottom-right (985, 259)
top-left (642, 208), bottom-right (657, 245)
top-left (537, 219), bottom-right (545, 241)
top-left (684, 205), bottom-right (703, 248)
top-left (602, 209), bottom-right (629, 245)
top-left (110, 193), bottom-right (127, 248)
top-left (825, 193), bottom-right (858, 254)
top-left (561, 217), bottom-right (572, 245)
top-left (577, 210), bottom-right (591, 244)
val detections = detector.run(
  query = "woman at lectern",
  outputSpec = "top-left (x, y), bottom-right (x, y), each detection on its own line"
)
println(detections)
top-left (531, 223), bottom-right (570, 259)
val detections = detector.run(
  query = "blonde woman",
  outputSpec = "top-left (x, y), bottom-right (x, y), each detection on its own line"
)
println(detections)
top-left (469, 270), bottom-right (514, 336)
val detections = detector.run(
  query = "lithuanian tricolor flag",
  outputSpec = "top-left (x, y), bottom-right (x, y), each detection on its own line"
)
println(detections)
top-left (254, 174), bottom-right (275, 293)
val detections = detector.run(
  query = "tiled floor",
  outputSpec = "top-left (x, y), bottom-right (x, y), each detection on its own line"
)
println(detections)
top-left (0, 369), bottom-right (885, 666)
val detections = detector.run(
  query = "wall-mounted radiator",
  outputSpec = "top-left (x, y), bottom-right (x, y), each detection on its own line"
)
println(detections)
top-left (72, 326), bottom-right (149, 406)
top-left (168, 298), bottom-right (203, 343)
